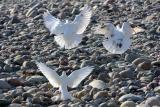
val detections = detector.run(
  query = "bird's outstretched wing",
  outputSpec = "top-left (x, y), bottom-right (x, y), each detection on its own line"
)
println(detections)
top-left (121, 22), bottom-right (132, 37)
top-left (72, 5), bottom-right (92, 34)
top-left (36, 62), bottom-right (61, 88)
top-left (103, 22), bottom-right (131, 54)
top-left (105, 23), bottom-right (115, 37)
top-left (67, 66), bottom-right (94, 88)
top-left (43, 10), bottom-right (60, 33)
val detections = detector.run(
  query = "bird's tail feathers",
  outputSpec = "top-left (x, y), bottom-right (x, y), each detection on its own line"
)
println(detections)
top-left (54, 34), bottom-right (82, 49)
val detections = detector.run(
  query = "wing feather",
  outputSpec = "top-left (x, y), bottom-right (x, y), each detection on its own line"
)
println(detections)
top-left (43, 10), bottom-right (60, 33)
top-left (72, 5), bottom-right (92, 34)
top-left (67, 66), bottom-right (94, 88)
top-left (121, 22), bottom-right (132, 37)
top-left (36, 62), bottom-right (61, 88)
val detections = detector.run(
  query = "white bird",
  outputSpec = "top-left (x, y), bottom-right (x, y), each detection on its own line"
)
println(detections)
top-left (36, 62), bottom-right (94, 100)
top-left (103, 22), bottom-right (132, 54)
top-left (43, 5), bottom-right (92, 49)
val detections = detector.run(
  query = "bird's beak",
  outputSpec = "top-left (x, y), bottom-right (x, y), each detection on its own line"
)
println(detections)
top-left (49, 33), bottom-right (56, 36)
top-left (50, 33), bottom-right (56, 37)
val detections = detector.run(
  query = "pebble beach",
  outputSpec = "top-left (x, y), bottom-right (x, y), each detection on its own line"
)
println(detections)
top-left (0, 0), bottom-right (160, 107)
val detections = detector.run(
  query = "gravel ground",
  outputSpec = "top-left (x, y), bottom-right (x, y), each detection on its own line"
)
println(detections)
top-left (0, 0), bottom-right (160, 107)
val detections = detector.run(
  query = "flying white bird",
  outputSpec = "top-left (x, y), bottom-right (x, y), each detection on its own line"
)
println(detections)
top-left (43, 5), bottom-right (92, 49)
top-left (36, 62), bottom-right (94, 100)
top-left (103, 22), bottom-right (132, 54)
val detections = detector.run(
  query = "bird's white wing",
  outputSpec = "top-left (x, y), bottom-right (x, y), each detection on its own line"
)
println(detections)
top-left (105, 23), bottom-right (115, 37)
top-left (121, 22), bottom-right (132, 37)
top-left (36, 62), bottom-right (61, 88)
top-left (67, 66), bottom-right (94, 88)
top-left (72, 5), bottom-right (92, 34)
top-left (43, 10), bottom-right (60, 33)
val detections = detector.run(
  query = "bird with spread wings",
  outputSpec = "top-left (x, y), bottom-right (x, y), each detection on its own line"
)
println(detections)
top-left (36, 62), bottom-right (94, 100)
top-left (43, 5), bottom-right (92, 49)
top-left (103, 22), bottom-right (132, 54)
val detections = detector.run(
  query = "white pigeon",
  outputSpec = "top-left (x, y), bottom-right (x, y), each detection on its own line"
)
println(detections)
top-left (36, 62), bottom-right (94, 100)
top-left (43, 5), bottom-right (92, 49)
top-left (102, 22), bottom-right (132, 54)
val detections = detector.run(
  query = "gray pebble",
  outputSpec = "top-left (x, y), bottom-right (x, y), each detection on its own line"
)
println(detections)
top-left (0, 80), bottom-right (11, 89)
top-left (118, 94), bottom-right (143, 102)
top-left (119, 69), bottom-right (135, 79)
top-left (8, 103), bottom-right (21, 107)
top-left (26, 75), bottom-right (47, 85)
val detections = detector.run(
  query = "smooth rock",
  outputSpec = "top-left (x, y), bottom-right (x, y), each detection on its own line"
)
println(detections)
top-left (120, 101), bottom-right (136, 107)
top-left (9, 103), bottom-right (21, 107)
top-left (0, 80), bottom-right (11, 89)
top-left (106, 100), bottom-right (118, 107)
top-left (125, 53), bottom-right (139, 63)
top-left (51, 95), bottom-right (61, 102)
top-left (89, 80), bottom-right (107, 90)
top-left (93, 91), bottom-right (108, 99)
top-left (132, 58), bottom-right (150, 66)
top-left (154, 69), bottom-right (160, 77)
top-left (9, 16), bottom-right (20, 24)
top-left (13, 55), bottom-right (24, 65)
top-left (32, 97), bottom-right (41, 104)
top-left (75, 90), bottom-right (87, 99)
top-left (22, 61), bottom-right (37, 69)
top-left (8, 78), bottom-right (23, 86)
top-left (26, 3), bottom-right (42, 17)
top-left (118, 94), bottom-right (143, 102)
top-left (12, 96), bottom-right (22, 103)
top-left (99, 102), bottom-right (108, 107)
top-left (145, 96), bottom-right (160, 106)
top-left (156, 26), bottom-right (160, 34)
top-left (119, 69), bottom-right (135, 79)
top-left (22, 92), bottom-right (33, 100)
top-left (140, 76), bottom-right (152, 82)
top-left (2, 30), bottom-right (15, 37)
top-left (80, 60), bottom-right (94, 68)
top-left (3, 65), bottom-right (13, 72)
top-left (137, 61), bottom-right (152, 70)
top-left (26, 75), bottom-right (47, 85)
top-left (152, 61), bottom-right (160, 67)
top-left (154, 86), bottom-right (160, 93)
top-left (27, 88), bottom-right (39, 94)
top-left (0, 99), bottom-right (11, 106)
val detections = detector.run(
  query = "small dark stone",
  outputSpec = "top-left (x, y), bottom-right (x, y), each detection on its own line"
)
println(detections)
top-left (9, 16), bottom-right (20, 24)
top-left (2, 30), bottom-right (15, 37)
top-left (0, 99), bottom-right (11, 106)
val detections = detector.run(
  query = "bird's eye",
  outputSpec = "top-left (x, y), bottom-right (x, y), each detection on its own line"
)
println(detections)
top-left (105, 37), bottom-right (109, 40)
top-left (50, 34), bottom-right (56, 36)
top-left (111, 34), bottom-right (114, 37)
top-left (118, 43), bottom-right (122, 48)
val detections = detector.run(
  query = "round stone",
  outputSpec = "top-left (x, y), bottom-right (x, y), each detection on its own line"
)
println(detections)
top-left (89, 80), bottom-right (108, 90)
top-left (120, 101), bottom-right (136, 107)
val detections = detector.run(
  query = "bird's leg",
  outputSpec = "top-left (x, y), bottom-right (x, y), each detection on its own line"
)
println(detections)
top-left (59, 84), bottom-right (73, 100)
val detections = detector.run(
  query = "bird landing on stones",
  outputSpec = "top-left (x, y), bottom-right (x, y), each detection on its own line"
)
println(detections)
top-left (103, 22), bottom-right (132, 54)
top-left (36, 61), bottom-right (94, 100)
top-left (43, 5), bottom-right (92, 49)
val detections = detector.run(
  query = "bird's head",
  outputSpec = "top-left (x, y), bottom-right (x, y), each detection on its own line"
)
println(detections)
top-left (61, 71), bottom-right (67, 78)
